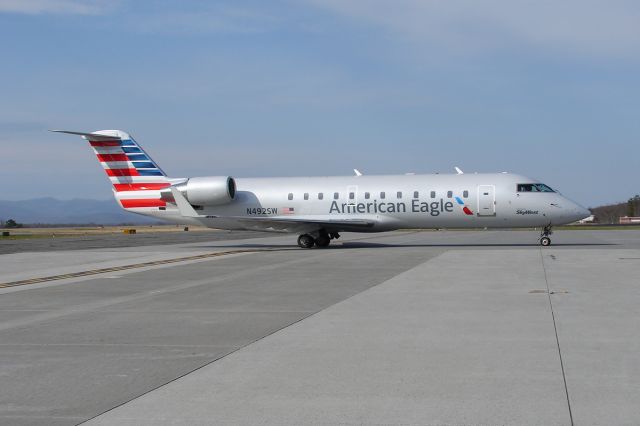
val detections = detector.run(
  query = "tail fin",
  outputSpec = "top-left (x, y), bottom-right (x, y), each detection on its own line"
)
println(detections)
top-left (52, 130), bottom-right (174, 211)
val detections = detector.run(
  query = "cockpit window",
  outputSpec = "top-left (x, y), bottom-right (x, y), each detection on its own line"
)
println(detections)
top-left (517, 183), bottom-right (555, 193)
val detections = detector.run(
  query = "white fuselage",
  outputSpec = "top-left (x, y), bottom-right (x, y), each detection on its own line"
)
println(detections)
top-left (141, 173), bottom-right (590, 233)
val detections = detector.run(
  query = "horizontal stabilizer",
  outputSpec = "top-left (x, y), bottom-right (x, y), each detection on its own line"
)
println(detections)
top-left (50, 130), bottom-right (121, 141)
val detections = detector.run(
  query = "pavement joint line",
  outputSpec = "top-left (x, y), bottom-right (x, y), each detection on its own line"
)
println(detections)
top-left (0, 246), bottom-right (352, 333)
top-left (0, 232), bottom-right (426, 288)
top-left (78, 246), bottom-right (433, 425)
top-left (0, 231), bottom-right (427, 289)
top-left (540, 249), bottom-right (574, 426)
top-left (0, 249), bottom-right (266, 289)
top-left (0, 230), bottom-right (432, 288)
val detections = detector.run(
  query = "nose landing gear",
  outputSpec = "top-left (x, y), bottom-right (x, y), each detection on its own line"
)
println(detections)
top-left (539, 225), bottom-right (553, 246)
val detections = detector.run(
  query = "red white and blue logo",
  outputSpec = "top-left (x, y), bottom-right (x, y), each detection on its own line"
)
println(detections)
top-left (455, 196), bottom-right (474, 216)
top-left (89, 136), bottom-right (169, 209)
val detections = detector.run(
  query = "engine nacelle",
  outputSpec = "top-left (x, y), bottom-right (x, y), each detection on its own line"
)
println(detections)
top-left (176, 176), bottom-right (236, 206)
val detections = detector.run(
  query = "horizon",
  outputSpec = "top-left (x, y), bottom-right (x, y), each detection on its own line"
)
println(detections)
top-left (2, 1), bottom-right (639, 207)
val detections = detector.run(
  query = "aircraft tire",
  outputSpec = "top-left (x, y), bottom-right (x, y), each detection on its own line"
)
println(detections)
top-left (297, 234), bottom-right (315, 248)
top-left (540, 236), bottom-right (551, 246)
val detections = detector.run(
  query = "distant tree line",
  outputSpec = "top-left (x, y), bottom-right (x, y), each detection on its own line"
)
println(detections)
top-left (628, 195), bottom-right (640, 216)
top-left (589, 195), bottom-right (640, 224)
top-left (0, 219), bottom-right (24, 228)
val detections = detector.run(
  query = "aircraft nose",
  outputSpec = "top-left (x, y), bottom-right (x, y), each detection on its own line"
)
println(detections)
top-left (578, 206), bottom-right (591, 219)
top-left (569, 202), bottom-right (591, 222)
top-left (553, 197), bottom-right (590, 224)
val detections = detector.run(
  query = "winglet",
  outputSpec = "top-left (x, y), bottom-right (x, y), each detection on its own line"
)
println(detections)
top-left (170, 187), bottom-right (201, 218)
top-left (353, 169), bottom-right (363, 177)
top-left (454, 166), bottom-right (464, 175)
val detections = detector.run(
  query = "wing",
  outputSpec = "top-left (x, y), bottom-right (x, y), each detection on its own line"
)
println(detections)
top-left (169, 187), bottom-right (376, 233)
top-left (228, 215), bottom-right (376, 233)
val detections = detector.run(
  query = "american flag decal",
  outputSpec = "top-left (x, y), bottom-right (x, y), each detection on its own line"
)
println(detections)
top-left (282, 207), bottom-right (295, 215)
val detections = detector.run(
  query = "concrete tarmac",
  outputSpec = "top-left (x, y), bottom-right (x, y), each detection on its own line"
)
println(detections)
top-left (0, 229), bottom-right (269, 255)
top-left (0, 230), bottom-right (638, 425)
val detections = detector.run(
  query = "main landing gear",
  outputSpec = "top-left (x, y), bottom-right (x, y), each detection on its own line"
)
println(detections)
top-left (539, 225), bottom-right (553, 246)
top-left (297, 231), bottom-right (340, 248)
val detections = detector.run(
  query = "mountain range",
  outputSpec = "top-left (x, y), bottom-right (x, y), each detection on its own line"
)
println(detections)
top-left (0, 198), bottom-right (160, 225)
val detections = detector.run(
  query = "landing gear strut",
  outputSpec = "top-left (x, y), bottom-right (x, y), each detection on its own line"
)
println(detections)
top-left (539, 225), bottom-right (553, 246)
top-left (315, 233), bottom-right (331, 248)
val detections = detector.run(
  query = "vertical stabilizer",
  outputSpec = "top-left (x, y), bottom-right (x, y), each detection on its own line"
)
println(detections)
top-left (52, 130), bottom-right (175, 213)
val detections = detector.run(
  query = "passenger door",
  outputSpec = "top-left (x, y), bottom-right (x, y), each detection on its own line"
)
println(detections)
top-left (477, 185), bottom-right (496, 216)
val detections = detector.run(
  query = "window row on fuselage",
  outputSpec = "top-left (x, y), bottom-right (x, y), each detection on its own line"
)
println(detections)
top-left (287, 190), bottom-right (471, 201)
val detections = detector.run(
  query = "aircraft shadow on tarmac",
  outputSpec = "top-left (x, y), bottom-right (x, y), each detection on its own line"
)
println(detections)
top-left (201, 242), bottom-right (614, 249)
top-left (336, 242), bottom-right (614, 248)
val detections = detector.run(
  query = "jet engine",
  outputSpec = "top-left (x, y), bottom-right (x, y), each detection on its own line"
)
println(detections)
top-left (174, 176), bottom-right (236, 206)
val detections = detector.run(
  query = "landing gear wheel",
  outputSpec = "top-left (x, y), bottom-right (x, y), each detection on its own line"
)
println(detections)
top-left (297, 234), bottom-right (315, 249)
top-left (315, 235), bottom-right (331, 248)
top-left (539, 225), bottom-right (553, 247)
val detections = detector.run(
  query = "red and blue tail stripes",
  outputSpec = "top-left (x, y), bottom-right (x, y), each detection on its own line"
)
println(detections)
top-left (88, 131), bottom-right (170, 209)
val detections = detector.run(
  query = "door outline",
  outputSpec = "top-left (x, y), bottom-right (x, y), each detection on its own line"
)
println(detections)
top-left (477, 185), bottom-right (496, 216)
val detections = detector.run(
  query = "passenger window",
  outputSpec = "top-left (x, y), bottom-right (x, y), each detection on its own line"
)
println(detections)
top-left (288, 193), bottom-right (293, 200)
top-left (334, 192), bottom-right (339, 200)
top-left (447, 191), bottom-right (452, 198)
top-left (463, 190), bottom-right (469, 198)
top-left (414, 191), bottom-right (419, 198)
top-left (304, 193), bottom-right (309, 200)
top-left (380, 192), bottom-right (386, 199)
top-left (349, 192), bottom-right (355, 200)
top-left (318, 193), bottom-right (323, 200)
top-left (397, 191), bottom-right (402, 199)
top-left (364, 192), bottom-right (370, 199)
top-left (430, 191), bottom-right (436, 198)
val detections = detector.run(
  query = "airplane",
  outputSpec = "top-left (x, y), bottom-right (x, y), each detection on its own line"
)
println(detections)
top-left (53, 129), bottom-right (591, 248)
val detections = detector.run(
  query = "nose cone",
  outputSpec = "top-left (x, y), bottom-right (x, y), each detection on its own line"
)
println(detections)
top-left (549, 196), bottom-right (591, 225)
top-left (577, 205), bottom-right (591, 220)
top-left (567, 201), bottom-right (591, 223)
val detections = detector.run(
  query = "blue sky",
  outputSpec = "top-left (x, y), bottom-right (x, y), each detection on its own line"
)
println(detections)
top-left (1, 0), bottom-right (639, 207)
